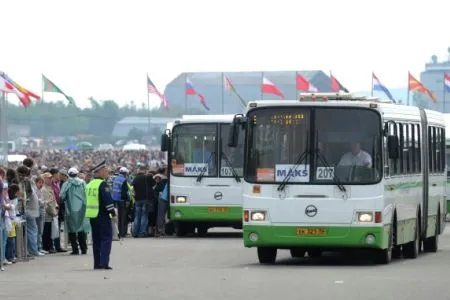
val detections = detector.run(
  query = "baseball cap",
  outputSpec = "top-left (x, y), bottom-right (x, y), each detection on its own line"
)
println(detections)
top-left (119, 167), bottom-right (129, 173)
top-left (68, 167), bottom-right (79, 175)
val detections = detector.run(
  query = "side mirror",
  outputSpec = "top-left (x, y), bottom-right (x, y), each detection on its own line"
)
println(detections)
top-left (161, 133), bottom-right (169, 152)
top-left (387, 135), bottom-right (399, 159)
top-left (228, 122), bottom-right (239, 148)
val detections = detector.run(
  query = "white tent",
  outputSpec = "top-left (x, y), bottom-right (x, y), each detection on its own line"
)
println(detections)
top-left (122, 143), bottom-right (147, 151)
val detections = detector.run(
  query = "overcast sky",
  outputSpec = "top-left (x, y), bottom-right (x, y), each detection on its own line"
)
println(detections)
top-left (1, 0), bottom-right (449, 108)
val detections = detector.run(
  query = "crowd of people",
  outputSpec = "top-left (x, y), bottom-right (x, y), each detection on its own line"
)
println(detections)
top-left (0, 149), bottom-right (169, 271)
top-left (9, 149), bottom-right (166, 172)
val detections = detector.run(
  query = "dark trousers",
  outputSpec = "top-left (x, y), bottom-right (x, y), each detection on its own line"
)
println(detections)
top-left (115, 202), bottom-right (128, 238)
top-left (90, 217), bottom-right (112, 268)
top-left (68, 231), bottom-right (87, 254)
top-left (42, 222), bottom-right (55, 251)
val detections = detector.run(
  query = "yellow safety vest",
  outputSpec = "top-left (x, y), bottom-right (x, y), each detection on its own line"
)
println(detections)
top-left (85, 178), bottom-right (103, 218)
top-left (127, 182), bottom-right (135, 205)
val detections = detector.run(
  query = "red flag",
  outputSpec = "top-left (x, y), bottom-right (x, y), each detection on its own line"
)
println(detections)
top-left (408, 72), bottom-right (436, 103)
top-left (296, 74), bottom-right (318, 92)
top-left (261, 77), bottom-right (284, 98)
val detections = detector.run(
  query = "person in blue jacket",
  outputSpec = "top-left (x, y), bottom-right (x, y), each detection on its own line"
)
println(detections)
top-left (111, 167), bottom-right (130, 238)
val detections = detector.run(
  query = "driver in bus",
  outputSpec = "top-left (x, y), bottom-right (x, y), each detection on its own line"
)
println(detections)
top-left (337, 141), bottom-right (372, 168)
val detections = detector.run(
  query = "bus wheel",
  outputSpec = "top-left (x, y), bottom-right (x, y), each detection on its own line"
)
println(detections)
top-left (165, 221), bottom-right (175, 236)
top-left (257, 247), bottom-right (277, 264)
top-left (307, 249), bottom-right (322, 258)
top-left (423, 210), bottom-right (440, 253)
top-left (197, 226), bottom-right (208, 237)
top-left (175, 222), bottom-right (188, 237)
top-left (290, 248), bottom-right (306, 258)
top-left (402, 214), bottom-right (420, 259)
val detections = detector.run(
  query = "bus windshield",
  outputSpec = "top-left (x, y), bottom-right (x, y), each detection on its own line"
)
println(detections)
top-left (245, 107), bottom-right (382, 185)
top-left (171, 124), bottom-right (217, 177)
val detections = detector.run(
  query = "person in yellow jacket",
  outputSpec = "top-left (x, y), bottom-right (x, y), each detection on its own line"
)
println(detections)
top-left (85, 160), bottom-right (116, 270)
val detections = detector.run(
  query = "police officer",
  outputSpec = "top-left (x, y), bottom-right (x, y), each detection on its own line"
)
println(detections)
top-left (85, 160), bottom-right (116, 270)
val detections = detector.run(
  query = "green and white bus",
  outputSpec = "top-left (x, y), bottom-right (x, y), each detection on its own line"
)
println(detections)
top-left (445, 114), bottom-right (450, 218)
top-left (228, 93), bottom-right (446, 264)
top-left (161, 114), bottom-right (244, 236)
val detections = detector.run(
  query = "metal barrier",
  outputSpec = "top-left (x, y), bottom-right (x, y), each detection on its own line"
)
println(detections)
top-left (15, 220), bottom-right (28, 262)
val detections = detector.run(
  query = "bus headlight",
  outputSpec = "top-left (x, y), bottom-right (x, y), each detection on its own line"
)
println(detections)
top-left (250, 211), bottom-right (267, 221)
top-left (175, 196), bottom-right (187, 203)
top-left (357, 212), bottom-right (373, 222)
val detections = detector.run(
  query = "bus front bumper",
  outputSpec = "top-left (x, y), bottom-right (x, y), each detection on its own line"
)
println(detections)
top-left (170, 205), bottom-right (242, 222)
top-left (243, 224), bottom-right (390, 250)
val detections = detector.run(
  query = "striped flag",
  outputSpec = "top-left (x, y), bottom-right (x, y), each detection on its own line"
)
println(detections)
top-left (372, 73), bottom-right (395, 102)
top-left (224, 75), bottom-right (246, 108)
top-left (444, 73), bottom-right (450, 93)
top-left (147, 75), bottom-right (168, 108)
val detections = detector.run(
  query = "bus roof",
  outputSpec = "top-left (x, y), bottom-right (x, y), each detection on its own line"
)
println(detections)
top-left (175, 114), bottom-right (236, 124)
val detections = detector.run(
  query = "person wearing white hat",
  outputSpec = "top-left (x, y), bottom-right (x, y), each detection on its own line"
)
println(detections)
top-left (60, 167), bottom-right (88, 255)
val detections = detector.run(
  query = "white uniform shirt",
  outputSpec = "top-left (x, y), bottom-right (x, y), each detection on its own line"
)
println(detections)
top-left (338, 150), bottom-right (372, 167)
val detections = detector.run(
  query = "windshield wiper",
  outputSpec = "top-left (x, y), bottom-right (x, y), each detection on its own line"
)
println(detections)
top-left (221, 151), bottom-right (241, 183)
top-left (277, 134), bottom-right (309, 192)
top-left (315, 130), bottom-right (346, 192)
top-left (196, 151), bottom-right (216, 183)
top-left (314, 148), bottom-right (346, 192)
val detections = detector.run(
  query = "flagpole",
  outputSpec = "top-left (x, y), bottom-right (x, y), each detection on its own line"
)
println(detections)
top-left (261, 71), bottom-right (264, 100)
top-left (295, 71), bottom-right (297, 98)
top-left (184, 73), bottom-right (188, 112)
top-left (371, 72), bottom-right (374, 96)
top-left (221, 72), bottom-right (225, 114)
top-left (407, 72), bottom-right (410, 106)
top-left (443, 74), bottom-right (446, 113)
top-left (41, 74), bottom-right (44, 103)
top-left (146, 73), bottom-right (151, 138)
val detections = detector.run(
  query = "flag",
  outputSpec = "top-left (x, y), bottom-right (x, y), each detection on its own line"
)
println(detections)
top-left (0, 73), bottom-right (32, 107)
top-left (408, 73), bottom-right (436, 103)
top-left (42, 74), bottom-right (75, 105)
top-left (2, 73), bottom-right (41, 107)
top-left (224, 75), bottom-right (247, 108)
top-left (444, 73), bottom-right (450, 93)
top-left (296, 73), bottom-right (318, 92)
top-left (261, 77), bottom-right (284, 98)
top-left (185, 77), bottom-right (209, 111)
top-left (372, 73), bottom-right (395, 102)
top-left (147, 75), bottom-right (168, 108)
top-left (330, 73), bottom-right (349, 93)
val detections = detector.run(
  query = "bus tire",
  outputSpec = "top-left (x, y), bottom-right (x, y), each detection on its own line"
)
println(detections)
top-left (197, 225), bottom-right (208, 236)
top-left (165, 221), bottom-right (175, 236)
top-left (175, 222), bottom-right (188, 237)
top-left (402, 214), bottom-right (420, 259)
top-left (290, 248), bottom-right (306, 258)
top-left (373, 224), bottom-right (393, 264)
top-left (423, 209), bottom-right (440, 253)
top-left (257, 247), bottom-right (277, 264)
top-left (307, 249), bottom-right (322, 258)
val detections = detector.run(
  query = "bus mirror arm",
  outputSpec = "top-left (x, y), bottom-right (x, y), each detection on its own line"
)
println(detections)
top-left (161, 130), bottom-right (170, 152)
top-left (228, 114), bottom-right (247, 148)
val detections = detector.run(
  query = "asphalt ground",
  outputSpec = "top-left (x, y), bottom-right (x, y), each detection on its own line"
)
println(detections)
top-left (2, 225), bottom-right (450, 300)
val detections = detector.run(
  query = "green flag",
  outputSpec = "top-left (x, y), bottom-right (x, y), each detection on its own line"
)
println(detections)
top-left (42, 74), bottom-right (76, 105)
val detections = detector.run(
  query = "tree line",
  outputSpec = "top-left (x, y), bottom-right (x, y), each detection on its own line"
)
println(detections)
top-left (7, 99), bottom-right (205, 138)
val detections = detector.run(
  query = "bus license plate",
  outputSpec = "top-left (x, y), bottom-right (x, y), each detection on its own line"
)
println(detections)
top-left (296, 228), bottom-right (327, 236)
top-left (208, 207), bottom-right (229, 213)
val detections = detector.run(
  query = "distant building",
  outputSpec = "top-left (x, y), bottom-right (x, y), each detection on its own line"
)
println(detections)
top-left (8, 124), bottom-right (30, 138)
top-left (416, 48), bottom-right (450, 112)
top-left (112, 117), bottom-right (176, 137)
top-left (163, 71), bottom-right (346, 114)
